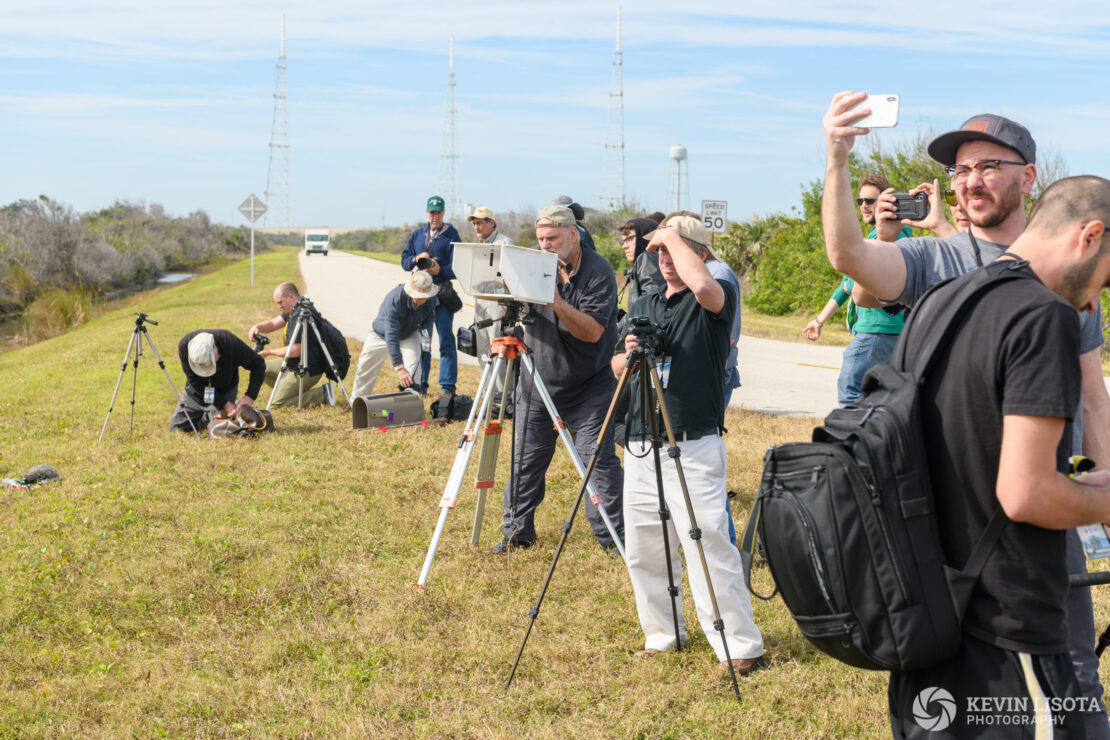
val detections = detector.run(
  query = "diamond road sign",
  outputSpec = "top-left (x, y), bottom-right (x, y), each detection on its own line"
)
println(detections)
top-left (238, 194), bottom-right (267, 223)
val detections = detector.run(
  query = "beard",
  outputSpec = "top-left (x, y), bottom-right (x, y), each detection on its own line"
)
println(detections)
top-left (1060, 250), bottom-right (1102, 310)
top-left (963, 175), bottom-right (1024, 230)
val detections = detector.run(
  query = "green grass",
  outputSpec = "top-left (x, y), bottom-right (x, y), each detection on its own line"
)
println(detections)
top-left (1, 247), bottom-right (1107, 736)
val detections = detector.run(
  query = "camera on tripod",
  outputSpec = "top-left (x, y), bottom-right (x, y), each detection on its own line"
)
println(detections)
top-left (252, 334), bottom-right (270, 352)
top-left (628, 315), bottom-right (666, 357)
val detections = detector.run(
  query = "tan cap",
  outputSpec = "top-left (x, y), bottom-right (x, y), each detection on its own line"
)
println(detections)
top-left (405, 270), bottom-right (440, 300)
top-left (536, 205), bottom-right (576, 228)
top-left (646, 214), bottom-right (712, 249)
top-left (187, 332), bottom-right (217, 377)
top-left (468, 206), bottom-right (495, 221)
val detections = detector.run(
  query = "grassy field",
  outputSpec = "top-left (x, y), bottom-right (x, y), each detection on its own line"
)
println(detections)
top-left (1, 248), bottom-right (1106, 737)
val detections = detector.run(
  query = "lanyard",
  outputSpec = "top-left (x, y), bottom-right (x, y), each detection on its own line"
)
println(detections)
top-left (967, 229), bottom-right (985, 268)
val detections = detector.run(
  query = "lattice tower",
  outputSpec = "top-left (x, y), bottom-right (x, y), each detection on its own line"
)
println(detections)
top-left (438, 35), bottom-right (460, 222)
top-left (264, 15), bottom-right (291, 227)
top-left (601, 7), bottom-right (626, 211)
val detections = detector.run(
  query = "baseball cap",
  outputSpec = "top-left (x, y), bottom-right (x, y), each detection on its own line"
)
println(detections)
top-left (927, 114), bottom-right (1036, 167)
top-left (550, 194), bottom-right (574, 207)
top-left (405, 270), bottom-right (440, 300)
top-left (426, 195), bottom-right (445, 212)
top-left (536, 205), bottom-right (576, 228)
top-left (468, 206), bottom-right (495, 221)
top-left (645, 215), bottom-right (711, 250)
top-left (187, 332), bottom-right (217, 377)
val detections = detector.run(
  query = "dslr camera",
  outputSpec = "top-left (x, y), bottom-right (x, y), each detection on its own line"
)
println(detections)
top-left (252, 334), bottom-right (270, 353)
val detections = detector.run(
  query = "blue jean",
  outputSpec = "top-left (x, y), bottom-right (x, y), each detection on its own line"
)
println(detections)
top-left (421, 302), bottom-right (457, 394)
top-left (837, 332), bottom-right (899, 407)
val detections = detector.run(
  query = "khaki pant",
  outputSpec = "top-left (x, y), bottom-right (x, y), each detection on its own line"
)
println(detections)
top-left (351, 331), bottom-right (421, 400)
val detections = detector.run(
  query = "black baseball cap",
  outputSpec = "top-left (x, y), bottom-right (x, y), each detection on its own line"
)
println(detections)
top-left (927, 114), bottom-right (1036, 167)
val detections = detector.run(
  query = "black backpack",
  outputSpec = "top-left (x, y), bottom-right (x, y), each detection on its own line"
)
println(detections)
top-left (297, 305), bottom-right (350, 382)
top-left (741, 260), bottom-right (1030, 672)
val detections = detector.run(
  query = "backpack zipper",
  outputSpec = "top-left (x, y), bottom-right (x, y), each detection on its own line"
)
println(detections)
top-left (777, 482), bottom-right (838, 614)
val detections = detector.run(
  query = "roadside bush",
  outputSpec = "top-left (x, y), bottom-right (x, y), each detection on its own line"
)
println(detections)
top-left (746, 218), bottom-right (840, 315)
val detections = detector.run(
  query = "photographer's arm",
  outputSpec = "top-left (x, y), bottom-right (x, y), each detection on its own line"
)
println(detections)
top-left (1081, 348), bottom-right (1110, 466)
top-left (996, 414), bottom-right (1110, 528)
top-left (248, 314), bottom-right (285, 342)
top-left (552, 295), bottom-right (605, 343)
top-left (821, 92), bottom-right (907, 302)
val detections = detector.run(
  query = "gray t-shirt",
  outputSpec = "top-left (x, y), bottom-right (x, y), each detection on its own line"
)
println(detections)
top-left (705, 260), bottom-right (741, 386)
top-left (897, 229), bottom-right (1104, 452)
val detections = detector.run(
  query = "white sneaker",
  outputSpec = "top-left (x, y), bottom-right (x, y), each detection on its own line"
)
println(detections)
top-left (323, 383), bottom-right (336, 406)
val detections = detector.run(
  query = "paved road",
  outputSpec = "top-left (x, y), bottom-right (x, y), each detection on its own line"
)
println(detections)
top-left (299, 250), bottom-right (844, 418)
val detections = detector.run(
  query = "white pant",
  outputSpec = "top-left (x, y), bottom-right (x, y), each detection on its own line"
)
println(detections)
top-left (351, 331), bottom-right (421, 399)
top-left (624, 436), bottom-right (763, 661)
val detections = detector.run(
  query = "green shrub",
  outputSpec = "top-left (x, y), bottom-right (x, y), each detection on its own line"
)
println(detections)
top-left (746, 218), bottom-right (840, 315)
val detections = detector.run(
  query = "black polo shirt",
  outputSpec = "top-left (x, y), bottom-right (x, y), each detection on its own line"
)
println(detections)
top-left (626, 279), bottom-right (735, 437)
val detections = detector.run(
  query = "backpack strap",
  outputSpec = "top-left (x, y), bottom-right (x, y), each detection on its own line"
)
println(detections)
top-left (892, 259), bottom-right (1033, 378)
top-left (945, 507), bottom-right (1010, 619)
top-left (740, 450), bottom-right (779, 601)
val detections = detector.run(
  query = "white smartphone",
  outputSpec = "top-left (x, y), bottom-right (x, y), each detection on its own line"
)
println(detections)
top-left (849, 94), bottom-right (900, 128)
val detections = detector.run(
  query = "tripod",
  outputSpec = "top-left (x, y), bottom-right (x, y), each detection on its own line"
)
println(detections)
top-left (416, 301), bottom-right (625, 588)
top-left (505, 318), bottom-right (743, 704)
top-left (99, 313), bottom-right (197, 440)
top-left (266, 297), bottom-right (351, 410)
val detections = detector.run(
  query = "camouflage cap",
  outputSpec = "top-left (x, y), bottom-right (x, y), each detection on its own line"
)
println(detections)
top-left (536, 205), bottom-right (576, 228)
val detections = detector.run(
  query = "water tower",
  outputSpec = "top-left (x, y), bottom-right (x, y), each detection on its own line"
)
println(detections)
top-left (667, 145), bottom-right (689, 213)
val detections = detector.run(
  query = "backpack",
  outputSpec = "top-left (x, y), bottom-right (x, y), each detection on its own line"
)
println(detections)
top-left (297, 303), bottom-right (350, 381)
top-left (430, 393), bottom-right (474, 422)
top-left (740, 260), bottom-right (1030, 672)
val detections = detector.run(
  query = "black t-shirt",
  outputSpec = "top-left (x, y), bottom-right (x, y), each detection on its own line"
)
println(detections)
top-left (519, 247), bottom-right (619, 406)
top-left (178, 329), bottom-right (267, 406)
top-left (626, 279), bottom-right (736, 437)
top-left (900, 263), bottom-right (1080, 653)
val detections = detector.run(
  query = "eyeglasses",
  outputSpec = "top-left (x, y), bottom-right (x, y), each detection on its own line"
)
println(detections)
top-left (944, 189), bottom-right (957, 206)
top-left (620, 234), bottom-right (636, 243)
top-left (856, 197), bottom-right (877, 206)
top-left (946, 159), bottom-right (1025, 182)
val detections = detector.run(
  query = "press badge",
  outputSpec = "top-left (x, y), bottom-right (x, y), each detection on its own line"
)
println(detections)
top-left (657, 356), bottom-right (672, 389)
top-left (420, 329), bottom-right (432, 353)
top-left (203, 385), bottom-right (215, 405)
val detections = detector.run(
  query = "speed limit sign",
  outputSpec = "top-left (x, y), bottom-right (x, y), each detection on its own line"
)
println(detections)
top-left (701, 200), bottom-right (727, 233)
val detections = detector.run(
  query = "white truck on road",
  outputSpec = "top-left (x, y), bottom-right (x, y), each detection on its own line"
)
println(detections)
top-left (304, 228), bottom-right (329, 256)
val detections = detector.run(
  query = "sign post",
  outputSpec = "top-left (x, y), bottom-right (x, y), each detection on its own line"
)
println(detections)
top-left (238, 194), bottom-right (268, 285)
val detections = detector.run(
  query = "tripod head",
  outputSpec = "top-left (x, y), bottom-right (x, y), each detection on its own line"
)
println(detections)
top-left (628, 315), bottom-right (666, 358)
top-left (134, 312), bottom-right (158, 327)
top-left (497, 299), bottom-right (534, 332)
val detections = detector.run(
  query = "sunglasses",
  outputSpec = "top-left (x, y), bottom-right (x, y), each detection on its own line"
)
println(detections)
top-left (856, 197), bottom-right (877, 206)
top-left (944, 189), bottom-right (957, 207)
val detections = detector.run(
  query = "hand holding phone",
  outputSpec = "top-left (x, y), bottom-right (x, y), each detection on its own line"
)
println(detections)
top-left (847, 94), bottom-right (900, 128)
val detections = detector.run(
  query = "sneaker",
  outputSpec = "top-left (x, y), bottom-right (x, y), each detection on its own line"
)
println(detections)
top-left (490, 537), bottom-right (535, 554)
top-left (322, 383), bottom-right (336, 407)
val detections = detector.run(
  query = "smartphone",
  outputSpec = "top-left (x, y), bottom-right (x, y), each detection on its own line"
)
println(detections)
top-left (849, 94), bottom-right (900, 128)
top-left (893, 192), bottom-right (928, 221)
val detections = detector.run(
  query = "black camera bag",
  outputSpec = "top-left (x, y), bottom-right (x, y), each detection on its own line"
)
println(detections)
top-left (295, 303), bottom-right (350, 381)
top-left (741, 261), bottom-right (1030, 671)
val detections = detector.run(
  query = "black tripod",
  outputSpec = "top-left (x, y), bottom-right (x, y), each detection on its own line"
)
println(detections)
top-left (99, 313), bottom-right (196, 440)
top-left (505, 317), bottom-right (743, 704)
top-left (266, 297), bottom-right (351, 410)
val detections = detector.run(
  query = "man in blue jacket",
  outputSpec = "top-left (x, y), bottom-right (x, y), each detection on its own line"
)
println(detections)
top-left (350, 271), bottom-right (439, 399)
top-left (401, 195), bottom-right (461, 399)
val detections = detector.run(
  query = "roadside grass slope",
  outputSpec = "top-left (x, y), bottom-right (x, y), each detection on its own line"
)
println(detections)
top-left (1, 248), bottom-right (1103, 737)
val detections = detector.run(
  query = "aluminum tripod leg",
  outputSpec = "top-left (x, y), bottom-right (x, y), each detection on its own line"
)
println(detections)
top-left (304, 315), bottom-right (353, 404)
top-left (471, 354), bottom-right (514, 545)
top-left (416, 357), bottom-right (501, 587)
top-left (506, 360), bottom-right (634, 689)
top-left (266, 319), bottom-right (304, 410)
top-left (518, 353), bottom-right (625, 559)
top-left (648, 364), bottom-right (742, 704)
top-left (140, 326), bottom-right (199, 438)
top-left (99, 329), bottom-right (139, 441)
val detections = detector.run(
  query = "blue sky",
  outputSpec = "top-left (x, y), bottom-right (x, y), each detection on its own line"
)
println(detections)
top-left (2, 2), bottom-right (1110, 229)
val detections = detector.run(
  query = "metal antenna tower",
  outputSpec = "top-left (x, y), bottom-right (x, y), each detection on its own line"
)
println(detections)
top-left (438, 35), bottom-right (460, 222)
top-left (264, 15), bottom-right (291, 227)
top-left (601, 7), bottom-right (625, 212)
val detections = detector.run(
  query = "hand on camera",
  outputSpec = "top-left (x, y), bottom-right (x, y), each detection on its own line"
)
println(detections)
top-left (874, 189), bottom-right (904, 243)
top-left (905, 179), bottom-right (953, 235)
